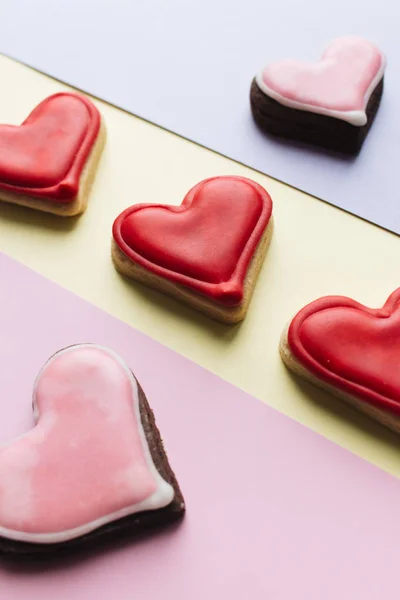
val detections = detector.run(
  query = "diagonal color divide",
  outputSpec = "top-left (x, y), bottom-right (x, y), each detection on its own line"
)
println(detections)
top-left (0, 0), bottom-right (399, 232)
top-left (0, 252), bottom-right (399, 598)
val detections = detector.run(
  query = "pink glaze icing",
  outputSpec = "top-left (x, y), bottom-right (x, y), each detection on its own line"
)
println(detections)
top-left (0, 345), bottom-right (173, 544)
top-left (256, 37), bottom-right (385, 125)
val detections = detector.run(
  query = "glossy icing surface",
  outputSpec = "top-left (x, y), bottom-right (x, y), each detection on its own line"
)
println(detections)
top-left (0, 93), bottom-right (101, 202)
top-left (288, 289), bottom-right (400, 414)
top-left (113, 176), bottom-right (273, 306)
top-left (0, 345), bottom-right (173, 544)
top-left (256, 37), bottom-right (385, 126)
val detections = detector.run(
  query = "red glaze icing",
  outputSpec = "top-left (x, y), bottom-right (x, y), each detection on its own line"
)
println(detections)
top-left (0, 93), bottom-right (101, 202)
top-left (112, 176), bottom-right (273, 306)
top-left (288, 289), bottom-right (400, 414)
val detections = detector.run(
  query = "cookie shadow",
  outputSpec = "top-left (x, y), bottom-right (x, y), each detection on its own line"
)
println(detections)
top-left (287, 370), bottom-right (400, 452)
top-left (248, 115), bottom-right (360, 164)
top-left (0, 202), bottom-right (79, 233)
top-left (114, 270), bottom-right (244, 343)
top-left (0, 519), bottom-right (183, 574)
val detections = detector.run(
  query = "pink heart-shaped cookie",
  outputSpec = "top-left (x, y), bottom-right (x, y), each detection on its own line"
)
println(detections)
top-left (256, 37), bottom-right (385, 125)
top-left (0, 345), bottom-right (178, 547)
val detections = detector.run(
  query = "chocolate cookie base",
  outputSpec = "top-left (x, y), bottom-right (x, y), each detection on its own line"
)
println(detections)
top-left (0, 382), bottom-right (185, 558)
top-left (250, 77), bottom-right (384, 154)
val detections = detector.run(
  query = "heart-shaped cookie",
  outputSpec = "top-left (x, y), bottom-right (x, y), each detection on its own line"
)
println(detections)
top-left (256, 37), bottom-right (385, 125)
top-left (251, 37), bottom-right (385, 153)
top-left (0, 345), bottom-right (184, 555)
top-left (280, 290), bottom-right (400, 433)
top-left (0, 93), bottom-right (105, 216)
top-left (112, 176), bottom-right (273, 323)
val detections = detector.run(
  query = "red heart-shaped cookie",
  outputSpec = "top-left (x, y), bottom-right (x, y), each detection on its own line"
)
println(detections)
top-left (112, 176), bottom-right (272, 306)
top-left (0, 345), bottom-right (178, 548)
top-left (0, 93), bottom-right (101, 201)
top-left (286, 289), bottom-right (400, 414)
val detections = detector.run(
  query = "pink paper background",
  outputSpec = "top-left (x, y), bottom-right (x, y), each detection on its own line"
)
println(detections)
top-left (0, 252), bottom-right (400, 598)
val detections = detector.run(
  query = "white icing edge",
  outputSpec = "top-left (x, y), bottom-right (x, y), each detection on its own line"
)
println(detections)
top-left (0, 344), bottom-right (176, 544)
top-left (255, 53), bottom-right (386, 126)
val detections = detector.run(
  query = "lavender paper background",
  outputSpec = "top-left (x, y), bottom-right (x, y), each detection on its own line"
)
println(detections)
top-left (0, 0), bottom-right (399, 232)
